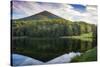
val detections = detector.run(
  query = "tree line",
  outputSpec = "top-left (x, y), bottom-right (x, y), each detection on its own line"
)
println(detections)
top-left (12, 19), bottom-right (97, 37)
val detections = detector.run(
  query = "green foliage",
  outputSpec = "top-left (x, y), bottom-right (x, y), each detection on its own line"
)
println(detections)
top-left (71, 47), bottom-right (97, 62)
top-left (12, 18), bottom-right (97, 37)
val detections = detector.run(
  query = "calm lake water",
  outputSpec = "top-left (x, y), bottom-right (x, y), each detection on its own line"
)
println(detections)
top-left (12, 52), bottom-right (81, 66)
top-left (11, 37), bottom-right (96, 65)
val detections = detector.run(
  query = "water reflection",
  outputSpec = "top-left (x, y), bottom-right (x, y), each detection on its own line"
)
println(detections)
top-left (12, 54), bottom-right (44, 66)
top-left (12, 52), bottom-right (81, 66)
top-left (12, 38), bottom-right (96, 62)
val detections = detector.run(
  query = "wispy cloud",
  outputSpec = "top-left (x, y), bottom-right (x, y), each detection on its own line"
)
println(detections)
top-left (12, 1), bottom-right (97, 24)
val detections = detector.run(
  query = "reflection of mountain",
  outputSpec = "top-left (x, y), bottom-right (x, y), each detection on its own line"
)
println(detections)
top-left (15, 11), bottom-right (66, 21)
top-left (12, 52), bottom-right (81, 66)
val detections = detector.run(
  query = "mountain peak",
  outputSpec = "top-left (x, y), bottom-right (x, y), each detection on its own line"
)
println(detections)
top-left (14, 10), bottom-right (66, 21)
top-left (40, 10), bottom-right (50, 13)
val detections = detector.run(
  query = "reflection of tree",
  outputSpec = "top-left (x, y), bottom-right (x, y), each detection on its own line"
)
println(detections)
top-left (12, 37), bottom-right (96, 62)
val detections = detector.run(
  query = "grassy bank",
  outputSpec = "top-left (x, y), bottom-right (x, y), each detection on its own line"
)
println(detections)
top-left (71, 47), bottom-right (97, 62)
top-left (61, 32), bottom-right (93, 41)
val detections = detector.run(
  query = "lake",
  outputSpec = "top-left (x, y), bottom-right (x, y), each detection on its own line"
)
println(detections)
top-left (11, 37), bottom-right (96, 65)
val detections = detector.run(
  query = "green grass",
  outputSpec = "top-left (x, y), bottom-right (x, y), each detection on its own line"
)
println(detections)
top-left (79, 32), bottom-right (93, 38)
top-left (71, 47), bottom-right (97, 62)
top-left (61, 32), bottom-right (93, 41)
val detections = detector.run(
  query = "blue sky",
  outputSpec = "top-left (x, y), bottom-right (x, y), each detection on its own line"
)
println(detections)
top-left (12, 1), bottom-right (97, 24)
top-left (70, 4), bottom-right (86, 12)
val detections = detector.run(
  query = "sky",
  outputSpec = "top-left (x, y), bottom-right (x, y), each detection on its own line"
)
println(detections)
top-left (12, 1), bottom-right (97, 24)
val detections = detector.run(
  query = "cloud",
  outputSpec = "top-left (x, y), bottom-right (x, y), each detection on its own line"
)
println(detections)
top-left (12, 1), bottom-right (97, 24)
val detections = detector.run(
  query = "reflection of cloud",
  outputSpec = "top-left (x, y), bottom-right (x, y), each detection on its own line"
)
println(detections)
top-left (12, 54), bottom-right (44, 66)
top-left (12, 1), bottom-right (97, 24)
top-left (46, 52), bottom-right (81, 64)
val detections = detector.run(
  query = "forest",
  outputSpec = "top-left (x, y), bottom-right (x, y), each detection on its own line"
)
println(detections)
top-left (12, 18), bottom-right (97, 38)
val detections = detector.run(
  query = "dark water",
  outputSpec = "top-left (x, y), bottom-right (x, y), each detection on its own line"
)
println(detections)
top-left (11, 37), bottom-right (96, 62)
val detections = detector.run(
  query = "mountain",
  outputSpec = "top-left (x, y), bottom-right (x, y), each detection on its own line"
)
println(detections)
top-left (14, 11), bottom-right (66, 21)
